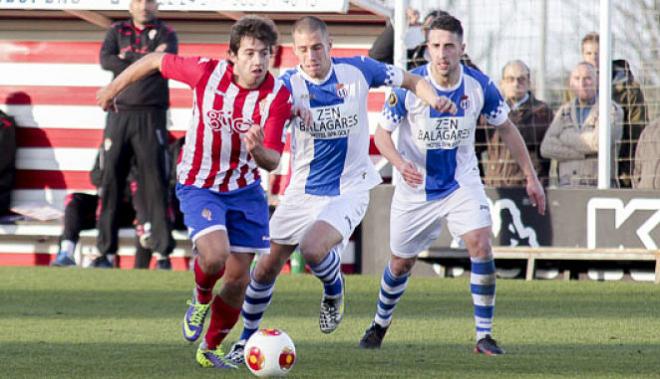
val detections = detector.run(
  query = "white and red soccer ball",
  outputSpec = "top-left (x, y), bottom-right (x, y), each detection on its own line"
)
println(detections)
top-left (244, 328), bottom-right (296, 377)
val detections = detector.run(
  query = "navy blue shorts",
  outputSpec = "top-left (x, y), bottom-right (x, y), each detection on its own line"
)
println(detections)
top-left (176, 182), bottom-right (270, 253)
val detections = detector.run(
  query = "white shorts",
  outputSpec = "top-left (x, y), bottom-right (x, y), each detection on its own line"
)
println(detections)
top-left (270, 190), bottom-right (370, 250)
top-left (390, 185), bottom-right (492, 258)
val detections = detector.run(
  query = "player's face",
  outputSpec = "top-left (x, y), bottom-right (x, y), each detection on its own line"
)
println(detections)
top-left (229, 36), bottom-right (271, 89)
top-left (426, 29), bottom-right (465, 79)
top-left (501, 64), bottom-right (530, 102)
top-left (582, 41), bottom-right (599, 67)
top-left (129, 0), bottom-right (158, 26)
top-left (570, 64), bottom-right (598, 103)
top-left (293, 29), bottom-right (332, 80)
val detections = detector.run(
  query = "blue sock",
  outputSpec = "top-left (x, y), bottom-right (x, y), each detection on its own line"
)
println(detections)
top-left (374, 262), bottom-right (410, 327)
top-left (309, 248), bottom-right (342, 297)
top-left (239, 274), bottom-right (275, 341)
top-left (470, 256), bottom-right (496, 341)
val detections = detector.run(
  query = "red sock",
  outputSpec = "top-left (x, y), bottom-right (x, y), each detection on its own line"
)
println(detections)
top-left (204, 296), bottom-right (241, 350)
top-left (194, 258), bottom-right (224, 304)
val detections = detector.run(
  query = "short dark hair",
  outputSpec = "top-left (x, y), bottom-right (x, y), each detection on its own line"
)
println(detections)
top-left (426, 14), bottom-right (463, 40)
top-left (229, 15), bottom-right (279, 54)
top-left (291, 15), bottom-right (328, 38)
top-left (581, 32), bottom-right (599, 49)
top-left (423, 9), bottom-right (451, 28)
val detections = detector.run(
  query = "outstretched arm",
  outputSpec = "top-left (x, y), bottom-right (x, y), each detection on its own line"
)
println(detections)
top-left (96, 52), bottom-right (166, 111)
top-left (497, 119), bottom-right (546, 215)
top-left (400, 71), bottom-right (457, 114)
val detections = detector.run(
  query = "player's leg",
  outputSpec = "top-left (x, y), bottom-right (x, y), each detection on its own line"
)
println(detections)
top-left (177, 185), bottom-right (230, 343)
top-left (304, 191), bottom-right (370, 333)
top-left (359, 194), bottom-right (442, 349)
top-left (446, 186), bottom-right (504, 355)
top-left (462, 227), bottom-right (504, 355)
top-left (197, 252), bottom-right (253, 369)
top-left (225, 241), bottom-right (295, 366)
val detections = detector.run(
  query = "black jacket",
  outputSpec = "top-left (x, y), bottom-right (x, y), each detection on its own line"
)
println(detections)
top-left (100, 19), bottom-right (178, 110)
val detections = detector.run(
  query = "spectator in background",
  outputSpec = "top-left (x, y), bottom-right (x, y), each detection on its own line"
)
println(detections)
top-left (541, 62), bottom-right (623, 187)
top-left (478, 60), bottom-right (553, 187)
top-left (632, 118), bottom-right (660, 190)
top-left (96, 0), bottom-right (177, 269)
top-left (50, 148), bottom-right (150, 267)
top-left (368, 8), bottom-right (444, 67)
top-left (580, 32), bottom-right (648, 188)
top-left (0, 109), bottom-right (16, 215)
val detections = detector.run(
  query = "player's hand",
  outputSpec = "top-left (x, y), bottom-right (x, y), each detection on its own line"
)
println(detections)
top-left (526, 174), bottom-right (546, 215)
top-left (96, 86), bottom-right (117, 112)
top-left (155, 43), bottom-right (168, 52)
top-left (430, 96), bottom-right (457, 114)
top-left (396, 160), bottom-right (423, 187)
top-left (292, 105), bottom-right (312, 127)
top-left (243, 124), bottom-right (264, 152)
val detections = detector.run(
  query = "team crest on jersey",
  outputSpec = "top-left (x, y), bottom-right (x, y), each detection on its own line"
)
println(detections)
top-left (335, 83), bottom-right (349, 98)
top-left (148, 29), bottom-right (157, 40)
top-left (460, 95), bottom-right (470, 110)
top-left (387, 92), bottom-right (398, 107)
top-left (202, 208), bottom-right (212, 221)
top-left (207, 109), bottom-right (254, 134)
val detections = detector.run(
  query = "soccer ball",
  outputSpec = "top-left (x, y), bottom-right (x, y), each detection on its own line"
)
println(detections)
top-left (244, 328), bottom-right (296, 377)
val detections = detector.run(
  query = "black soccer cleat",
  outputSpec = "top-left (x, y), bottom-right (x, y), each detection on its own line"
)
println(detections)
top-left (474, 335), bottom-right (505, 356)
top-left (358, 322), bottom-right (388, 349)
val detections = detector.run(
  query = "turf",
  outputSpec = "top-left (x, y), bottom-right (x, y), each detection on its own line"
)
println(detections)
top-left (1, 267), bottom-right (659, 378)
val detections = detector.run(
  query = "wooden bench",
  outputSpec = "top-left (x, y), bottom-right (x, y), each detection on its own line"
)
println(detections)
top-left (418, 246), bottom-right (660, 284)
top-left (0, 222), bottom-right (192, 268)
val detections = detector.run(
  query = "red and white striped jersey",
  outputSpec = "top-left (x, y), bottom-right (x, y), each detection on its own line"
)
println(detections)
top-left (161, 54), bottom-right (292, 192)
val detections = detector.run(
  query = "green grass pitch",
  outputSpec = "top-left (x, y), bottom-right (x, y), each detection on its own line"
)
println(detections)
top-left (1, 267), bottom-right (659, 378)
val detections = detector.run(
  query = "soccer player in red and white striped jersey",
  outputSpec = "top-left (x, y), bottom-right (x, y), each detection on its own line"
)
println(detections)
top-left (97, 16), bottom-right (292, 369)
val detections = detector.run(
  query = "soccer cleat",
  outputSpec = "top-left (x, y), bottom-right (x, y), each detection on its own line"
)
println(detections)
top-left (358, 322), bottom-right (388, 349)
top-left (224, 339), bottom-right (246, 366)
top-left (474, 335), bottom-right (506, 356)
top-left (156, 257), bottom-right (172, 270)
top-left (319, 274), bottom-right (345, 334)
top-left (51, 252), bottom-right (76, 267)
top-left (196, 344), bottom-right (238, 369)
top-left (90, 255), bottom-right (114, 268)
top-left (182, 294), bottom-right (210, 342)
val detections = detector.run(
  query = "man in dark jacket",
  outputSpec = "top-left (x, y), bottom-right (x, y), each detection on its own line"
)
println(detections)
top-left (477, 60), bottom-right (553, 187)
top-left (0, 110), bottom-right (16, 215)
top-left (95, 0), bottom-right (177, 268)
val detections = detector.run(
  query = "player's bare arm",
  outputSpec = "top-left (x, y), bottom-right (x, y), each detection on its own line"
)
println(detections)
top-left (96, 52), bottom-right (166, 111)
top-left (243, 124), bottom-right (281, 171)
top-left (497, 119), bottom-right (546, 215)
top-left (400, 72), bottom-right (457, 114)
top-left (374, 126), bottom-right (423, 187)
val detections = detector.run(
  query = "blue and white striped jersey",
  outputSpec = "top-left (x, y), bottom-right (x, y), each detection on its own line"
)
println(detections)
top-left (380, 63), bottom-right (510, 202)
top-left (280, 56), bottom-right (403, 196)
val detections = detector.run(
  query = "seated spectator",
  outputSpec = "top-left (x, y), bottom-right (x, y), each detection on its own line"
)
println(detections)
top-left (479, 60), bottom-right (553, 187)
top-left (0, 110), bottom-right (16, 215)
top-left (540, 62), bottom-right (623, 187)
top-left (50, 147), bottom-right (151, 267)
top-left (632, 117), bottom-right (660, 189)
top-left (580, 32), bottom-right (648, 187)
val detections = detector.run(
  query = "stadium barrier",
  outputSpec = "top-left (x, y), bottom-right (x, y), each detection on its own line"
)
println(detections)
top-left (362, 185), bottom-right (660, 283)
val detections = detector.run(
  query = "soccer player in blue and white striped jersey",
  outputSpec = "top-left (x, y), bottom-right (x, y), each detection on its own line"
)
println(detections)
top-left (225, 16), bottom-right (456, 365)
top-left (358, 15), bottom-right (546, 355)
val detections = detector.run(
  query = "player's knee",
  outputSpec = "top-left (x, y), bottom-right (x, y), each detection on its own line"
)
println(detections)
top-left (253, 260), bottom-right (280, 283)
top-left (197, 252), bottom-right (227, 274)
top-left (221, 276), bottom-right (248, 299)
top-left (390, 256), bottom-right (415, 276)
top-left (467, 237), bottom-right (492, 260)
top-left (299, 240), bottom-right (326, 265)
